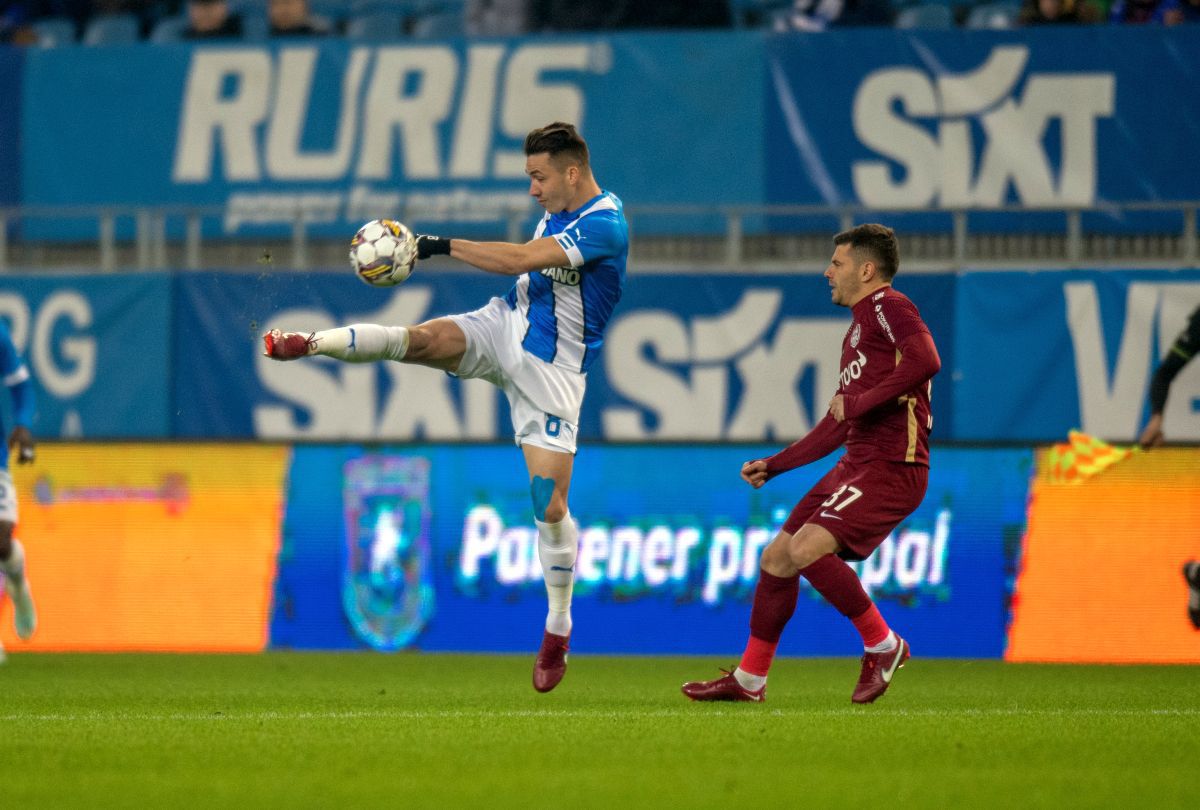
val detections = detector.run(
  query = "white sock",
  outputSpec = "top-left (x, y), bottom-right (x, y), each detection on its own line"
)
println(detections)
top-left (0, 539), bottom-right (25, 584)
top-left (734, 668), bottom-right (766, 691)
top-left (536, 514), bottom-right (578, 637)
top-left (312, 324), bottom-right (409, 362)
top-left (865, 630), bottom-right (898, 653)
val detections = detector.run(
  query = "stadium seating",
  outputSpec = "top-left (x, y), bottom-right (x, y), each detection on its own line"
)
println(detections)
top-left (82, 13), bottom-right (141, 46)
top-left (964, 1), bottom-right (1021, 27)
top-left (894, 3), bottom-right (955, 27)
top-left (29, 17), bottom-right (76, 47)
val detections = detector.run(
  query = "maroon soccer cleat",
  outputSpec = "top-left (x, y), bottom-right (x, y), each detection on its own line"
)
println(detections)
top-left (681, 668), bottom-right (766, 703)
top-left (852, 636), bottom-right (910, 704)
top-left (263, 329), bottom-right (317, 360)
top-left (533, 631), bottom-right (570, 693)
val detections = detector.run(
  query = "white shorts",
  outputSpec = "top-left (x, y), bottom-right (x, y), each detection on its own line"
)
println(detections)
top-left (0, 470), bottom-right (17, 523)
top-left (450, 297), bottom-right (585, 455)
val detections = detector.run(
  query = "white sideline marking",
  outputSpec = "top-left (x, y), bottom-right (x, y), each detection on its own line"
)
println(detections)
top-left (3, 707), bottom-right (1199, 722)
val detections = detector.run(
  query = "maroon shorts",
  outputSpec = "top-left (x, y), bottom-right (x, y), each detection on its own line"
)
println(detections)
top-left (782, 458), bottom-right (928, 561)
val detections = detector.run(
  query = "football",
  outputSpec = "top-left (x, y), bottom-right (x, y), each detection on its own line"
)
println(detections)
top-left (350, 219), bottom-right (418, 287)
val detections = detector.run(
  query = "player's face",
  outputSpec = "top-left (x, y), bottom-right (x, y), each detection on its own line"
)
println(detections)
top-left (526, 153), bottom-right (570, 213)
top-left (824, 244), bottom-right (864, 307)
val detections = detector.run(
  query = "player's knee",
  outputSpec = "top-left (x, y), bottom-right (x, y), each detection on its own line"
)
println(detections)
top-left (530, 476), bottom-right (568, 523)
top-left (786, 533), bottom-right (828, 571)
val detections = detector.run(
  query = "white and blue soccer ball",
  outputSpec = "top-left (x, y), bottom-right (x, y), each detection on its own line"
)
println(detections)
top-left (350, 219), bottom-right (418, 287)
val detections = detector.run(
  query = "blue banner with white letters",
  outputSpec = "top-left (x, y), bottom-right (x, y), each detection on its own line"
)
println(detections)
top-left (20, 34), bottom-right (762, 238)
top-left (0, 276), bottom-right (171, 438)
top-left (14, 27), bottom-right (1200, 237)
top-left (269, 444), bottom-right (1027, 658)
top-left (173, 271), bottom-right (956, 442)
top-left (953, 269), bottom-right (1200, 443)
top-left (764, 26), bottom-right (1200, 224)
top-left (1, 267), bottom-right (1195, 444)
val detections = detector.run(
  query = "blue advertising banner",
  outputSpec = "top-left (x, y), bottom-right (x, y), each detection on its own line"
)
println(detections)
top-left (269, 444), bottom-right (1029, 658)
top-left (954, 269), bottom-right (1200, 442)
top-left (0, 276), bottom-right (171, 438)
top-left (174, 270), bottom-right (956, 441)
top-left (16, 27), bottom-right (1200, 238)
top-left (765, 26), bottom-right (1200, 230)
top-left (20, 34), bottom-right (762, 237)
top-left (0, 48), bottom-right (21, 206)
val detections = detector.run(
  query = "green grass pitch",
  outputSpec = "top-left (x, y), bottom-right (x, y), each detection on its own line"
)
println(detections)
top-left (1, 653), bottom-right (1196, 808)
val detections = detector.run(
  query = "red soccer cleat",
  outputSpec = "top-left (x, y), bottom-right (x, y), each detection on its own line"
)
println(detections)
top-left (263, 329), bottom-right (317, 360)
top-left (681, 668), bottom-right (766, 703)
top-left (533, 631), bottom-right (569, 693)
top-left (852, 635), bottom-right (910, 704)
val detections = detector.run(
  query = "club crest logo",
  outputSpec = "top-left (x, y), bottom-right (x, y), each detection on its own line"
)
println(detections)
top-left (850, 323), bottom-right (862, 348)
top-left (342, 455), bottom-right (435, 651)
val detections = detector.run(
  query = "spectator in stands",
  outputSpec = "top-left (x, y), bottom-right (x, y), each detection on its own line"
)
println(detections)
top-left (466, 0), bottom-right (530, 35)
top-left (1165, 0), bottom-right (1200, 22)
top-left (1, 0), bottom-right (38, 43)
top-left (1109, 0), bottom-right (1177, 22)
top-left (267, 0), bottom-right (329, 36)
top-left (533, 0), bottom-right (729, 31)
top-left (774, 0), bottom-right (892, 30)
top-left (1073, 0), bottom-right (1112, 21)
top-left (182, 0), bottom-right (240, 38)
top-left (1020, 0), bottom-right (1080, 23)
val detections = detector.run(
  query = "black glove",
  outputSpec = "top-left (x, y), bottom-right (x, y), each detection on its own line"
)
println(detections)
top-left (415, 234), bottom-right (451, 260)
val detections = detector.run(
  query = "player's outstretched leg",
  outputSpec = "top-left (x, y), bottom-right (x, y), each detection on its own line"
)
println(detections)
top-left (1185, 561), bottom-right (1200, 629)
top-left (0, 538), bottom-right (36, 640)
top-left (263, 325), bottom-right (410, 362)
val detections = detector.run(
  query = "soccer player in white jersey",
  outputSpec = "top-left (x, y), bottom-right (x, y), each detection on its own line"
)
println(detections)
top-left (263, 122), bottom-right (629, 692)
top-left (0, 321), bottom-right (38, 663)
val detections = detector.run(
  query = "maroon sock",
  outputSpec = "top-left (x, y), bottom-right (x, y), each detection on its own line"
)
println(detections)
top-left (739, 570), bottom-right (800, 676)
top-left (799, 553), bottom-right (873, 620)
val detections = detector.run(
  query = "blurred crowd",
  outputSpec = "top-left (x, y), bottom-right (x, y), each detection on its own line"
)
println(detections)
top-left (2, 0), bottom-right (1198, 46)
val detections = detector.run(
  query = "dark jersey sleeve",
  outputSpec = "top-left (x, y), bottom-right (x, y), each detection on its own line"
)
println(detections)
top-left (1149, 305), bottom-right (1200, 414)
top-left (843, 331), bottom-right (940, 420)
top-left (761, 413), bottom-right (849, 480)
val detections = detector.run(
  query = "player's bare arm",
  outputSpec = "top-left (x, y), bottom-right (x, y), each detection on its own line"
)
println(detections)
top-left (418, 234), bottom-right (570, 276)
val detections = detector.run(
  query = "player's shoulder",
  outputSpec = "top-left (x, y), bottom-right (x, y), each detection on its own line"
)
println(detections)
top-left (579, 192), bottom-right (624, 223)
top-left (575, 193), bottom-right (628, 242)
top-left (872, 286), bottom-right (924, 317)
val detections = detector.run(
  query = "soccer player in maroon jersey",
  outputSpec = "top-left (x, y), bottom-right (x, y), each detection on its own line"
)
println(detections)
top-left (682, 223), bottom-right (940, 704)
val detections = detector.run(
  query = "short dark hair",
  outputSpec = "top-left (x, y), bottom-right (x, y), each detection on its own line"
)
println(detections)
top-left (524, 122), bottom-right (589, 169)
top-left (834, 223), bottom-right (899, 281)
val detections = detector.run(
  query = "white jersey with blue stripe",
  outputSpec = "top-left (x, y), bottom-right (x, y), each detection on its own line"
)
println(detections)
top-left (503, 191), bottom-right (628, 374)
